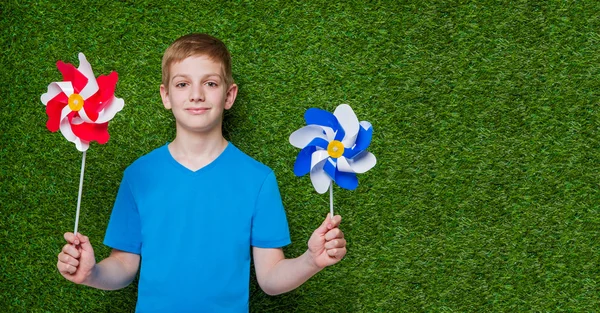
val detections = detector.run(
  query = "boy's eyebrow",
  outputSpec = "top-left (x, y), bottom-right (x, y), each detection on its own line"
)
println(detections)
top-left (170, 73), bottom-right (223, 82)
top-left (202, 73), bottom-right (223, 80)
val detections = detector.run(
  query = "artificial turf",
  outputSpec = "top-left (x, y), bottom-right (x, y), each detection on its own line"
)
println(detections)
top-left (1, 0), bottom-right (600, 312)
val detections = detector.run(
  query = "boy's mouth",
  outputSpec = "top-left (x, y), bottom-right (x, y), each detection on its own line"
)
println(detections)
top-left (186, 107), bottom-right (210, 115)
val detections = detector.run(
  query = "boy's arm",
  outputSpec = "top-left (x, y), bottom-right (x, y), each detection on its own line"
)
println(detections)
top-left (86, 249), bottom-right (140, 290)
top-left (252, 214), bottom-right (346, 296)
top-left (58, 232), bottom-right (140, 290)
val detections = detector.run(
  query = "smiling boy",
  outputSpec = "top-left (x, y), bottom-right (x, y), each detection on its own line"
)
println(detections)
top-left (56, 33), bottom-right (347, 312)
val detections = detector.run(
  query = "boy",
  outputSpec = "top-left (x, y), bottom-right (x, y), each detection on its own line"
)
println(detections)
top-left (56, 33), bottom-right (347, 312)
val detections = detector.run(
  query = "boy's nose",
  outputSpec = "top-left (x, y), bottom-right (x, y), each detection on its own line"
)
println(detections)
top-left (190, 86), bottom-right (205, 102)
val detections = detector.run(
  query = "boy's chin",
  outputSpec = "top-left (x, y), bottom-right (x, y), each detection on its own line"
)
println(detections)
top-left (176, 121), bottom-right (223, 135)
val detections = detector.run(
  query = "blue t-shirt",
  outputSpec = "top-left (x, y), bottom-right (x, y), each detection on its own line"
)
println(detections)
top-left (104, 142), bottom-right (291, 313)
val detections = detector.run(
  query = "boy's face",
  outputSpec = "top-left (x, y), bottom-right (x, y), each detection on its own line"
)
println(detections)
top-left (160, 55), bottom-right (237, 135)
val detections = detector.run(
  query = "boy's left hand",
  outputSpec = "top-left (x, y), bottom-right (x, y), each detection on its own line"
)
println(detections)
top-left (307, 214), bottom-right (347, 268)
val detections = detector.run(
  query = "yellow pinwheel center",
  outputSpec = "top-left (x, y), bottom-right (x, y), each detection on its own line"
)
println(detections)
top-left (68, 93), bottom-right (84, 111)
top-left (327, 140), bottom-right (345, 159)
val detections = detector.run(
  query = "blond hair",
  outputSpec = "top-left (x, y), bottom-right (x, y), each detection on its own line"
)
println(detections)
top-left (161, 33), bottom-right (233, 88)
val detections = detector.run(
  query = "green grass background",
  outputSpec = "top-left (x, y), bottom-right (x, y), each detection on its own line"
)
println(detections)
top-left (2, 0), bottom-right (600, 312)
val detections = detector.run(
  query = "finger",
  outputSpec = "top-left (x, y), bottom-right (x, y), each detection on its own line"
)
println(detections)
top-left (326, 247), bottom-right (346, 259)
top-left (62, 244), bottom-right (80, 259)
top-left (325, 238), bottom-right (346, 249)
top-left (57, 260), bottom-right (67, 274)
top-left (64, 232), bottom-right (80, 246)
top-left (58, 261), bottom-right (76, 275)
top-left (59, 252), bottom-right (80, 267)
top-left (66, 263), bottom-right (76, 275)
top-left (325, 228), bottom-right (344, 241)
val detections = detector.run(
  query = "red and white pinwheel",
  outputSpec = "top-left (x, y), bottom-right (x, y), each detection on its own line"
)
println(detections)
top-left (40, 53), bottom-right (124, 235)
top-left (41, 53), bottom-right (124, 151)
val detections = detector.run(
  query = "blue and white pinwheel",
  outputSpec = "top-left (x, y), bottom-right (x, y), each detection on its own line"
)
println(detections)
top-left (289, 104), bottom-right (376, 216)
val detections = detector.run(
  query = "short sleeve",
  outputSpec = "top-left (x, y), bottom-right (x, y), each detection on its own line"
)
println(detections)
top-left (251, 171), bottom-right (291, 248)
top-left (103, 172), bottom-right (142, 254)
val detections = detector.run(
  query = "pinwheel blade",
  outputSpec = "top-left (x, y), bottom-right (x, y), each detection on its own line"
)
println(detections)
top-left (344, 121), bottom-right (373, 159)
top-left (310, 164), bottom-right (332, 194)
top-left (293, 146), bottom-right (316, 176)
top-left (323, 158), bottom-right (337, 180)
top-left (77, 53), bottom-right (100, 99)
top-left (305, 108), bottom-right (345, 141)
top-left (335, 171), bottom-right (358, 190)
top-left (310, 151), bottom-right (331, 194)
top-left (336, 153), bottom-right (377, 174)
top-left (289, 125), bottom-right (328, 149)
top-left (333, 104), bottom-right (359, 148)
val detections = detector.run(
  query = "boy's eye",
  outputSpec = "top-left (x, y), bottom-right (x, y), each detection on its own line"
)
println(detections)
top-left (206, 82), bottom-right (218, 87)
top-left (175, 82), bottom-right (188, 88)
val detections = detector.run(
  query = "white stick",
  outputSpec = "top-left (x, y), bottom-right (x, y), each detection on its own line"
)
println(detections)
top-left (329, 180), bottom-right (334, 220)
top-left (73, 150), bottom-right (87, 236)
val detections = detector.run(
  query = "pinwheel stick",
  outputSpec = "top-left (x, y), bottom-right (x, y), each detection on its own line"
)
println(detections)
top-left (329, 181), bottom-right (334, 220)
top-left (73, 151), bottom-right (86, 236)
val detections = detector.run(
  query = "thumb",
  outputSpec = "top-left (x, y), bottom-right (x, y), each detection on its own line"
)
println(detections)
top-left (64, 232), bottom-right (80, 245)
top-left (75, 233), bottom-right (93, 252)
top-left (315, 213), bottom-right (334, 235)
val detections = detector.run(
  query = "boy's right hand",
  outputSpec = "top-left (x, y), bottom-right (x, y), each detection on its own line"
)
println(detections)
top-left (57, 232), bottom-right (96, 284)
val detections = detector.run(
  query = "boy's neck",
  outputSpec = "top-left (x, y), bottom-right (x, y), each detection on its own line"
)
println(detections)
top-left (168, 128), bottom-right (228, 172)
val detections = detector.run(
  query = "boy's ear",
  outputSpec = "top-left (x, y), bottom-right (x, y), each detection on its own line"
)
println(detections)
top-left (160, 84), bottom-right (171, 109)
top-left (224, 83), bottom-right (238, 110)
